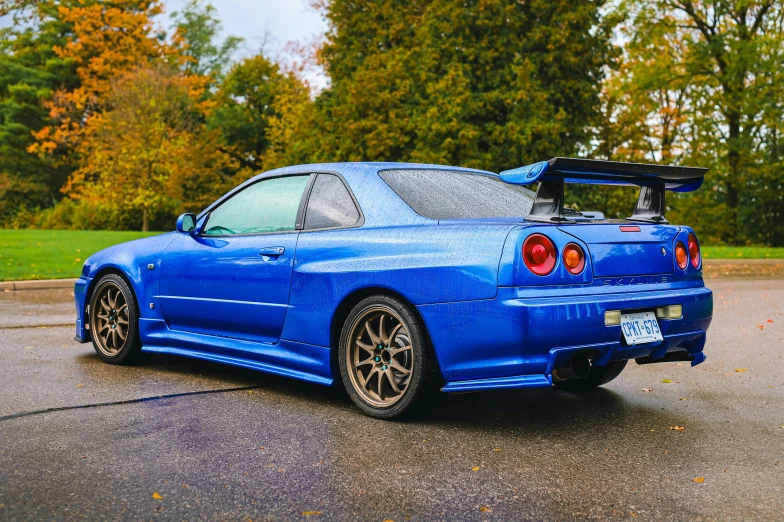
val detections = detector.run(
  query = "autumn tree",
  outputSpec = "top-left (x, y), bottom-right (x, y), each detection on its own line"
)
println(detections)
top-left (63, 65), bottom-right (235, 231)
top-left (28, 0), bottom-right (177, 160)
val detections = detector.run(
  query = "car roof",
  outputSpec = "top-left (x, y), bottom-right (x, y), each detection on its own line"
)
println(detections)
top-left (256, 162), bottom-right (496, 181)
top-left (199, 162), bottom-right (501, 226)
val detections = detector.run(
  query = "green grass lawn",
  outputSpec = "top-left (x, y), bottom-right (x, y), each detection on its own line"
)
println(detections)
top-left (1, 229), bottom-right (782, 282)
top-left (701, 246), bottom-right (784, 259)
top-left (0, 229), bottom-right (160, 281)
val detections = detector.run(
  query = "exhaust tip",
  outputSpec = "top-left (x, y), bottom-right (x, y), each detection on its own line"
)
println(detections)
top-left (553, 353), bottom-right (591, 381)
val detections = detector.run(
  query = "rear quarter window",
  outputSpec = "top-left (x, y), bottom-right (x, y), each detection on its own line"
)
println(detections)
top-left (379, 169), bottom-right (535, 219)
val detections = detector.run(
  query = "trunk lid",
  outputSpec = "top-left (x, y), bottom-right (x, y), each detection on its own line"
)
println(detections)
top-left (557, 223), bottom-right (678, 277)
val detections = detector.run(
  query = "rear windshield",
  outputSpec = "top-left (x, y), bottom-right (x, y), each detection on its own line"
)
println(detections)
top-left (379, 169), bottom-right (535, 219)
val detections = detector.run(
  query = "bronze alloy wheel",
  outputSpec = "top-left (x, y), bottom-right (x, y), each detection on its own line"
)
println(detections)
top-left (345, 306), bottom-right (414, 408)
top-left (90, 280), bottom-right (131, 357)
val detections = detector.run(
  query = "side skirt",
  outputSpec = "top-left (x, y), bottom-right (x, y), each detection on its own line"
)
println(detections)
top-left (139, 318), bottom-right (333, 386)
top-left (442, 374), bottom-right (552, 393)
top-left (141, 345), bottom-right (333, 386)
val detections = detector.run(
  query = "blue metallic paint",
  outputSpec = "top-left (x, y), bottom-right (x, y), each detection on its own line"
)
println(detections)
top-left (74, 162), bottom-right (713, 393)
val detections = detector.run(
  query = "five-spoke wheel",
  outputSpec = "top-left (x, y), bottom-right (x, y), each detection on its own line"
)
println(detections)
top-left (339, 295), bottom-right (436, 419)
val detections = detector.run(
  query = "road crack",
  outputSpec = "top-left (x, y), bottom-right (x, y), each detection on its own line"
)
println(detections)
top-left (0, 384), bottom-right (266, 422)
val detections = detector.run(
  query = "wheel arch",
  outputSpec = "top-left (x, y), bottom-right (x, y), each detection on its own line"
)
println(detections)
top-left (84, 266), bottom-right (140, 324)
top-left (328, 286), bottom-right (443, 384)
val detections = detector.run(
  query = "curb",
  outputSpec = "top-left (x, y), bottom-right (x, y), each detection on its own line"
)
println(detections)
top-left (0, 278), bottom-right (77, 291)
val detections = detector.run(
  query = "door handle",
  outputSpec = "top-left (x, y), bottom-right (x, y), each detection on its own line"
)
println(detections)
top-left (258, 247), bottom-right (285, 258)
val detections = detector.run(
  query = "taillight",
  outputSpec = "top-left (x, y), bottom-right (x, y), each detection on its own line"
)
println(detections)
top-left (688, 233), bottom-right (700, 268)
top-left (675, 242), bottom-right (688, 270)
top-left (522, 234), bottom-right (556, 276)
top-left (562, 243), bottom-right (585, 275)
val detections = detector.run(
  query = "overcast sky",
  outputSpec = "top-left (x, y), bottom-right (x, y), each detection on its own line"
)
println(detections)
top-left (161, 0), bottom-right (327, 59)
top-left (1, 1), bottom-right (328, 83)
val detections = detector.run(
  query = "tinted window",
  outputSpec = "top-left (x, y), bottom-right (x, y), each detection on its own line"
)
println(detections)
top-left (379, 169), bottom-right (535, 219)
top-left (304, 174), bottom-right (360, 230)
top-left (203, 175), bottom-right (309, 235)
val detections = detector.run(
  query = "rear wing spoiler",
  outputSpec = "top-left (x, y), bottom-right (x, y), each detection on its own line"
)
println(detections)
top-left (499, 158), bottom-right (708, 223)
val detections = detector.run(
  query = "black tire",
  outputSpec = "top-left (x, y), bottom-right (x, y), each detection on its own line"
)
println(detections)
top-left (338, 295), bottom-right (438, 419)
top-left (88, 274), bottom-right (143, 364)
top-left (553, 360), bottom-right (627, 393)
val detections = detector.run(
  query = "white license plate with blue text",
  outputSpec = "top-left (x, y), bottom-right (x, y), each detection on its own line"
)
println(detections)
top-left (620, 312), bottom-right (663, 345)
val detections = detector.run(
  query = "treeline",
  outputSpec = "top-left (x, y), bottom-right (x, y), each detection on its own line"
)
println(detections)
top-left (0, 0), bottom-right (781, 245)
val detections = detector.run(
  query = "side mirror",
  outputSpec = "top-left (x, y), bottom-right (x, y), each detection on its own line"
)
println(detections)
top-left (176, 213), bottom-right (197, 234)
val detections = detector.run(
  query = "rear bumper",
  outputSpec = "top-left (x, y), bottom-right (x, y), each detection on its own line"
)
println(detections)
top-left (417, 281), bottom-right (713, 390)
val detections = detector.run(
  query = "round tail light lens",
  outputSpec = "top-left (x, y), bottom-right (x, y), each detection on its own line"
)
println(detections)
top-left (688, 233), bottom-right (700, 268)
top-left (522, 234), bottom-right (556, 275)
top-left (675, 242), bottom-right (688, 270)
top-left (562, 243), bottom-right (585, 274)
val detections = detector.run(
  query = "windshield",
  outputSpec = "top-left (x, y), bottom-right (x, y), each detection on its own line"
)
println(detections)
top-left (379, 169), bottom-right (535, 219)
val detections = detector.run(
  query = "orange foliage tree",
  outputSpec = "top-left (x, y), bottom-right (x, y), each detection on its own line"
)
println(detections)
top-left (29, 0), bottom-right (231, 230)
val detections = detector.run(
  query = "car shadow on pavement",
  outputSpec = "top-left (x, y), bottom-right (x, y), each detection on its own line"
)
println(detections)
top-left (76, 351), bottom-right (678, 438)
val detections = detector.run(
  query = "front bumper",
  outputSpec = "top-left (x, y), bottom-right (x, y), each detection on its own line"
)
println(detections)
top-left (417, 281), bottom-right (713, 390)
top-left (74, 276), bottom-right (91, 343)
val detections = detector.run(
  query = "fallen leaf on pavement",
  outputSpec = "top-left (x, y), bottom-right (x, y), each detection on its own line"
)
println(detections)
top-left (735, 368), bottom-right (748, 373)
top-left (768, 319), bottom-right (774, 323)
top-left (669, 426), bottom-right (685, 431)
top-left (302, 511), bottom-right (322, 516)
top-left (480, 506), bottom-right (492, 512)
top-left (152, 492), bottom-right (163, 500)
top-left (472, 466), bottom-right (480, 471)
top-left (693, 477), bottom-right (705, 483)
top-left (76, 383), bottom-right (83, 387)
top-left (493, 447), bottom-right (502, 452)
top-left (661, 379), bottom-right (673, 383)
top-left (757, 325), bottom-right (764, 330)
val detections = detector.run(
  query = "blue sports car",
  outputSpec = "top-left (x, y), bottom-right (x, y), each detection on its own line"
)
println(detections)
top-left (74, 158), bottom-right (713, 418)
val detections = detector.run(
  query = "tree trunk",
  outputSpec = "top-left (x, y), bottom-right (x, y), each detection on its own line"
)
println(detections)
top-left (142, 207), bottom-right (149, 232)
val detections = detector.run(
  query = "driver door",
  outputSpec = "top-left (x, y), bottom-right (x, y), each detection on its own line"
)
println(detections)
top-left (158, 174), bottom-right (311, 344)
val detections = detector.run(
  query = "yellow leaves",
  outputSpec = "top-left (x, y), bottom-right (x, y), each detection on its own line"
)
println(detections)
top-left (492, 447), bottom-right (502, 452)
top-left (661, 379), bottom-right (673, 383)
top-left (471, 466), bottom-right (480, 471)
top-left (152, 492), bottom-right (163, 500)
top-left (734, 368), bottom-right (748, 372)
top-left (76, 383), bottom-right (83, 388)
top-left (479, 506), bottom-right (492, 513)
top-left (693, 477), bottom-right (705, 483)
top-left (301, 511), bottom-right (322, 516)
top-left (669, 425), bottom-right (685, 431)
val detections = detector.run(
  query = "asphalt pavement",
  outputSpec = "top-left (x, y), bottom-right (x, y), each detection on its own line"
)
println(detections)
top-left (0, 276), bottom-right (782, 521)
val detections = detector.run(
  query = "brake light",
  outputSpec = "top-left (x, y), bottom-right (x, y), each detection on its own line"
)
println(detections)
top-left (562, 243), bottom-right (585, 275)
top-left (675, 242), bottom-right (688, 270)
top-left (522, 234), bottom-right (556, 275)
top-left (688, 233), bottom-right (700, 268)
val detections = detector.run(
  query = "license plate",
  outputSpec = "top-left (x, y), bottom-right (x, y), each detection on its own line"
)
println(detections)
top-left (620, 312), bottom-right (663, 345)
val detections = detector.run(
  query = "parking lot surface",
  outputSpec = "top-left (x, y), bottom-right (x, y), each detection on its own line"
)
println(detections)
top-left (0, 277), bottom-right (782, 521)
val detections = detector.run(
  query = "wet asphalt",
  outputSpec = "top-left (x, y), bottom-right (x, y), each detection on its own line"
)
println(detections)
top-left (0, 277), bottom-right (782, 521)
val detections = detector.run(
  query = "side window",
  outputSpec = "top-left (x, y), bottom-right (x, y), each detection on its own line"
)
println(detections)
top-left (304, 174), bottom-right (361, 230)
top-left (203, 175), bottom-right (310, 235)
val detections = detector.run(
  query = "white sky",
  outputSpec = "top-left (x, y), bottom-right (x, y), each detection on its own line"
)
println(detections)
top-left (1, 0), bottom-right (329, 85)
top-left (161, 0), bottom-right (327, 59)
